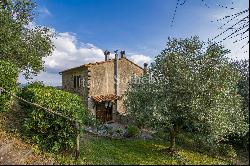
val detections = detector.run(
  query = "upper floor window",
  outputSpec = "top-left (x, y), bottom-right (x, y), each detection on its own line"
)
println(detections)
top-left (73, 75), bottom-right (81, 88)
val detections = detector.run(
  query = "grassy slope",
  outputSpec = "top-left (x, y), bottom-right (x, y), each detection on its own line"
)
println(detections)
top-left (0, 103), bottom-right (247, 165)
top-left (76, 135), bottom-right (230, 165)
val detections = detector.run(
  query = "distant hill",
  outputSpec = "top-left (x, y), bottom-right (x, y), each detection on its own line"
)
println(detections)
top-left (17, 83), bottom-right (62, 90)
top-left (54, 86), bottom-right (62, 90)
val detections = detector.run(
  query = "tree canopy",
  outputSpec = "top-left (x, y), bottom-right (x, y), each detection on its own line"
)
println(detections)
top-left (232, 59), bottom-right (249, 125)
top-left (125, 36), bottom-right (248, 151)
top-left (0, 0), bottom-right (54, 78)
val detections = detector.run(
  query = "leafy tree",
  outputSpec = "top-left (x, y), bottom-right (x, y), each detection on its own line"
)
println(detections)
top-left (228, 59), bottom-right (249, 150)
top-left (0, 0), bottom-right (54, 78)
top-left (0, 60), bottom-right (18, 111)
top-left (125, 36), bottom-right (248, 152)
top-left (233, 59), bottom-right (249, 123)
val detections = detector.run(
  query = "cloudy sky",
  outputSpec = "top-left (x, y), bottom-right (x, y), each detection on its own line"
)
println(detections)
top-left (19, 0), bottom-right (249, 86)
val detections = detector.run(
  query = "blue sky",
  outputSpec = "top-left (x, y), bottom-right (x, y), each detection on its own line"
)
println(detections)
top-left (19, 0), bottom-right (249, 86)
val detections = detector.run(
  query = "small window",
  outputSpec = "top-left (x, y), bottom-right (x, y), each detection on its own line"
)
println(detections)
top-left (77, 75), bottom-right (81, 87)
top-left (73, 75), bottom-right (81, 88)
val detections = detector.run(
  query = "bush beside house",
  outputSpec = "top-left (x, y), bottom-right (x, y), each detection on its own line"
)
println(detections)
top-left (0, 60), bottom-right (18, 112)
top-left (19, 83), bottom-right (86, 152)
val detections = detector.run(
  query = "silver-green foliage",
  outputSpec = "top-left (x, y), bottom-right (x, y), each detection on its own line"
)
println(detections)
top-left (0, 60), bottom-right (18, 111)
top-left (0, 0), bottom-right (54, 78)
top-left (125, 37), bottom-right (248, 148)
top-left (233, 59), bottom-right (249, 123)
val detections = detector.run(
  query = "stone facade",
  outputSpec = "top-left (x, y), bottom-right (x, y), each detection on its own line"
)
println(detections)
top-left (60, 56), bottom-right (144, 122)
top-left (61, 66), bottom-right (89, 107)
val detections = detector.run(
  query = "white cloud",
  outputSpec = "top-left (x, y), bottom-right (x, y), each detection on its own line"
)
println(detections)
top-left (18, 72), bottom-right (61, 87)
top-left (39, 7), bottom-right (52, 17)
top-left (129, 54), bottom-right (152, 66)
top-left (203, 1), bottom-right (249, 59)
top-left (43, 32), bottom-right (105, 73)
top-left (18, 32), bottom-right (151, 86)
top-left (222, 38), bottom-right (249, 60)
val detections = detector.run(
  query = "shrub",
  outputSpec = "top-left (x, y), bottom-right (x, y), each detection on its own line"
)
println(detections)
top-left (19, 83), bottom-right (86, 152)
top-left (115, 128), bottom-right (123, 134)
top-left (0, 60), bottom-right (18, 112)
top-left (127, 125), bottom-right (140, 137)
top-left (176, 132), bottom-right (237, 158)
top-left (153, 129), bottom-right (170, 140)
top-left (226, 133), bottom-right (249, 151)
top-left (217, 144), bottom-right (237, 158)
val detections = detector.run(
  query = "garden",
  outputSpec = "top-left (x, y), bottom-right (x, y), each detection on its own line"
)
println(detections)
top-left (0, 0), bottom-right (249, 165)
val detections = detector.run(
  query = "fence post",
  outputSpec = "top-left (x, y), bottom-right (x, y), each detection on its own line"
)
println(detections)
top-left (75, 121), bottom-right (80, 160)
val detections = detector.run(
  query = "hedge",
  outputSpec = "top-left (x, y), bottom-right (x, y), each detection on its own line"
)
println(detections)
top-left (19, 82), bottom-right (86, 152)
top-left (0, 60), bottom-right (18, 112)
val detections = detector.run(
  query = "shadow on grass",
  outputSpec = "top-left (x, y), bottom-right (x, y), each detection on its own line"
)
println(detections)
top-left (79, 134), bottom-right (232, 165)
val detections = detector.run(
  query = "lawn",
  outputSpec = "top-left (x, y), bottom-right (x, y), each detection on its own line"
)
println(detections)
top-left (0, 108), bottom-right (246, 165)
top-left (69, 135), bottom-right (231, 165)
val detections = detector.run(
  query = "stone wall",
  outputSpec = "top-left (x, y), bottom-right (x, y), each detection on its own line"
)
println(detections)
top-left (88, 60), bottom-right (115, 96)
top-left (117, 58), bottom-right (144, 114)
top-left (61, 58), bottom-right (144, 121)
top-left (88, 58), bottom-right (144, 115)
top-left (61, 67), bottom-right (89, 107)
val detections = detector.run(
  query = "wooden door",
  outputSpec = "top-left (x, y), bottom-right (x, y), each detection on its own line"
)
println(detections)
top-left (96, 103), bottom-right (107, 122)
top-left (96, 102), bottom-right (113, 122)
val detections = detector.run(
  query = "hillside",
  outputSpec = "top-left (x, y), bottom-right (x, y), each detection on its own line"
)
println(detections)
top-left (0, 104), bottom-right (55, 165)
top-left (0, 104), bottom-right (248, 165)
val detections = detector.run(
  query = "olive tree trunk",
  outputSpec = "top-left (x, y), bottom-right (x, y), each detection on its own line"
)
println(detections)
top-left (169, 128), bottom-right (176, 152)
top-left (169, 123), bottom-right (180, 153)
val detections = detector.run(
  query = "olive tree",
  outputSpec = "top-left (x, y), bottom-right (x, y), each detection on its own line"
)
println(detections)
top-left (233, 59), bottom-right (249, 123)
top-left (0, 0), bottom-right (54, 78)
top-left (125, 36), bottom-right (248, 152)
top-left (229, 59), bottom-right (249, 149)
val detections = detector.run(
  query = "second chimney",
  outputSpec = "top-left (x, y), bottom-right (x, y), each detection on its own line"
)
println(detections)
top-left (144, 63), bottom-right (148, 74)
top-left (104, 50), bottom-right (110, 61)
top-left (120, 50), bottom-right (126, 58)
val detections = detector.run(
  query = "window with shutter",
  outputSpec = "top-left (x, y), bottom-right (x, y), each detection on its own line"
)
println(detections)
top-left (73, 76), bottom-right (77, 88)
top-left (77, 75), bottom-right (81, 88)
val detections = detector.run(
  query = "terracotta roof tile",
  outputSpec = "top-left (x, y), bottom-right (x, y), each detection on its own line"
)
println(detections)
top-left (59, 58), bottom-right (143, 74)
top-left (92, 94), bottom-right (122, 103)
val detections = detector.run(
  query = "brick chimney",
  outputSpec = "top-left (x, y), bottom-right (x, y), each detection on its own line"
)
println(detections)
top-left (114, 50), bottom-right (119, 96)
top-left (104, 50), bottom-right (110, 61)
top-left (120, 50), bottom-right (126, 58)
top-left (114, 50), bottom-right (119, 114)
top-left (144, 63), bottom-right (148, 74)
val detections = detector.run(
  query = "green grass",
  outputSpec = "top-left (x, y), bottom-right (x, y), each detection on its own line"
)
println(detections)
top-left (1, 105), bottom-right (245, 165)
top-left (69, 135), bottom-right (231, 165)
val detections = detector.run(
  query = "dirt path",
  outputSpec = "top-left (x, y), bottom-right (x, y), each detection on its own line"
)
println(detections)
top-left (0, 129), bottom-right (55, 165)
top-left (0, 102), bottom-right (55, 165)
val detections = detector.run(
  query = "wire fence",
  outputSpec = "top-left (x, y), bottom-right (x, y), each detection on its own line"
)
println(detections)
top-left (0, 86), bottom-right (123, 160)
top-left (0, 86), bottom-right (81, 159)
top-left (0, 87), bottom-right (80, 123)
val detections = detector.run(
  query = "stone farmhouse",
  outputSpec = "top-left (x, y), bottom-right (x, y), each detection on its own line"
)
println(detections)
top-left (59, 51), bottom-right (148, 123)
